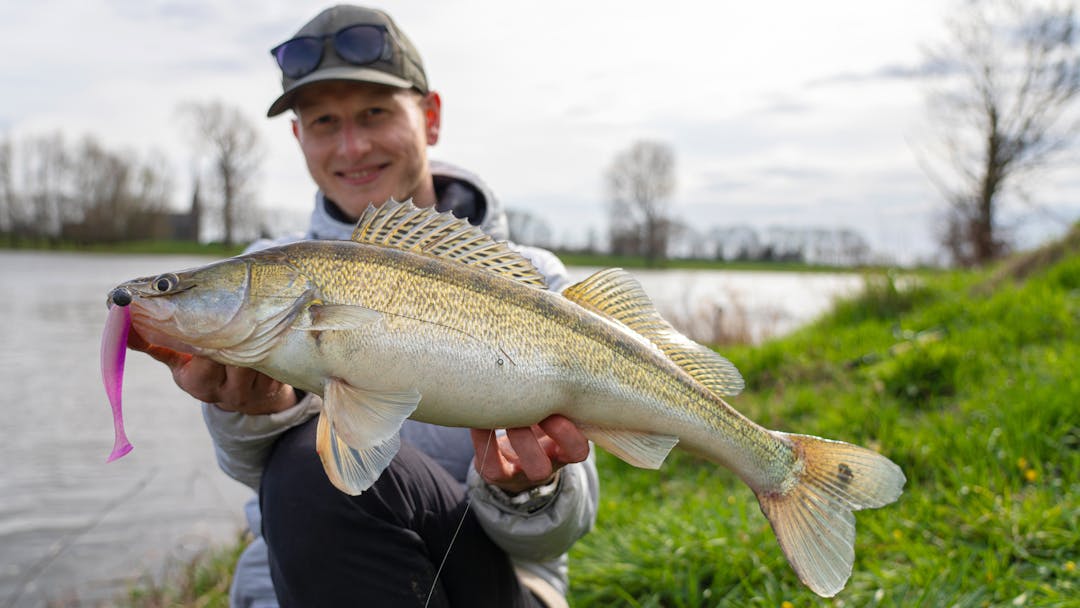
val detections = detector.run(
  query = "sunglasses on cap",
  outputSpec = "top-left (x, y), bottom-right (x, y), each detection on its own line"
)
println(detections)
top-left (270, 24), bottom-right (392, 80)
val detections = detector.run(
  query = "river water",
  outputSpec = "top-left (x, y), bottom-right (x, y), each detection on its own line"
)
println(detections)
top-left (0, 251), bottom-right (862, 607)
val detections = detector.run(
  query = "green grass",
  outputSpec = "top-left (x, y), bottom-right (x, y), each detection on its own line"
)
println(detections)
top-left (2, 237), bottom-right (244, 257)
top-left (571, 248), bottom-right (1080, 606)
top-left (119, 532), bottom-right (249, 607)
top-left (122, 238), bottom-right (1080, 607)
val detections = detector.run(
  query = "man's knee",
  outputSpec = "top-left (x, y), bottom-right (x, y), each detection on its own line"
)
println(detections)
top-left (258, 418), bottom-right (453, 556)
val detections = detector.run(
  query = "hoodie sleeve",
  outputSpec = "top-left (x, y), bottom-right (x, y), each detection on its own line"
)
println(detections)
top-left (466, 454), bottom-right (599, 563)
top-left (201, 390), bottom-right (322, 490)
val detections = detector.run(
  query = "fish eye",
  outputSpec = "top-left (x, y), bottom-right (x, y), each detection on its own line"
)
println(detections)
top-left (152, 274), bottom-right (179, 293)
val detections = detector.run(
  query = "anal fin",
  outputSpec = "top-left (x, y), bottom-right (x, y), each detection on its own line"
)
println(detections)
top-left (580, 425), bottom-right (679, 469)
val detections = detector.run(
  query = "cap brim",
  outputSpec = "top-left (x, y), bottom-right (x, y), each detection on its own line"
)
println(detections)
top-left (267, 66), bottom-right (414, 117)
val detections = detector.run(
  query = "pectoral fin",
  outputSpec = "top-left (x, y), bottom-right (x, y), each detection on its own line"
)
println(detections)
top-left (296, 303), bottom-right (382, 331)
top-left (314, 378), bottom-right (420, 495)
top-left (580, 425), bottom-right (679, 469)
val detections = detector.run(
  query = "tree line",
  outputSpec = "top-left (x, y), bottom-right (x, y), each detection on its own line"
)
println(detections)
top-left (0, 133), bottom-right (173, 244)
top-left (0, 100), bottom-right (262, 247)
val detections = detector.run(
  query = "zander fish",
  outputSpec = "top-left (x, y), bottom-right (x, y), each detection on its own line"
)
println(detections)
top-left (103, 200), bottom-right (904, 597)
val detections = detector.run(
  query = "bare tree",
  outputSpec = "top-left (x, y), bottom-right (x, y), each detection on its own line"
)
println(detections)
top-left (923, 0), bottom-right (1080, 266)
top-left (21, 133), bottom-right (70, 242)
top-left (1, 132), bottom-right (173, 243)
top-left (178, 100), bottom-right (263, 246)
top-left (70, 137), bottom-right (133, 241)
top-left (63, 137), bottom-right (172, 242)
top-left (606, 140), bottom-right (676, 265)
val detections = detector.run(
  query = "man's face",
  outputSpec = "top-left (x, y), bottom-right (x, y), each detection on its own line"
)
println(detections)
top-left (291, 81), bottom-right (441, 219)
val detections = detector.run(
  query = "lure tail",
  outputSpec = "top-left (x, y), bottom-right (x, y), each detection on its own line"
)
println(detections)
top-left (756, 433), bottom-right (905, 597)
top-left (101, 304), bottom-right (134, 462)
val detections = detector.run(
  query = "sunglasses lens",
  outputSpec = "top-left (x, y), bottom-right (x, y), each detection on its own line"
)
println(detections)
top-left (273, 37), bottom-right (324, 79)
top-left (334, 25), bottom-right (386, 65)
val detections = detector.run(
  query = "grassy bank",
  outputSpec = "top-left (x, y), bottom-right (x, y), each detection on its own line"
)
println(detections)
top-left (122, 234), bottom-right (1078, 606)
top-left (572, 233), bottom-right (1079, 606)
top-left (2, 238), bottom-right (244, 257)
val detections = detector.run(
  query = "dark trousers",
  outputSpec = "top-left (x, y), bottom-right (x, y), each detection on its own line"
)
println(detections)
top-left (260, 416), bottom-right (541, 607)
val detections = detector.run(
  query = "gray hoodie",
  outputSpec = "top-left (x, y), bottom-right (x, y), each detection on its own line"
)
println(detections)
top-left (206, 160), bottom-right (598, 607)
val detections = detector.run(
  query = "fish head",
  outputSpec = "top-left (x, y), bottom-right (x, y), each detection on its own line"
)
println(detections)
top-left (108, 250), bottom-right (313, 365)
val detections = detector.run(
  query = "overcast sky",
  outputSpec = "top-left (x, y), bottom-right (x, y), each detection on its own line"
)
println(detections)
top-left (4, 0), bottom-right (1078, 264)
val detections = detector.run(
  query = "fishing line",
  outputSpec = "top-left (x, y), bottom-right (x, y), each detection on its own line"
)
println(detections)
top-left (423, 428), bottom-right (496, 608)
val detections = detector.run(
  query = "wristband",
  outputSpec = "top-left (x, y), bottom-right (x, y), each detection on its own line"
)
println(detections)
top-left (487, 470), bottom-right (562, 514)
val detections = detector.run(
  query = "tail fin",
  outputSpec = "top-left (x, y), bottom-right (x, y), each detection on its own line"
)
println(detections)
top-left (756, 433), bottom-right (905, 597)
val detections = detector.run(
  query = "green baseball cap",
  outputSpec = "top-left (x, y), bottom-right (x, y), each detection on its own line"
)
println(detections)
top-left (267, 5), bottom-right (429, 117)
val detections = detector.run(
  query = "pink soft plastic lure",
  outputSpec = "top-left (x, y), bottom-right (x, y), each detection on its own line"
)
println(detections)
top-left (101, 304), bottom-right (134, 462)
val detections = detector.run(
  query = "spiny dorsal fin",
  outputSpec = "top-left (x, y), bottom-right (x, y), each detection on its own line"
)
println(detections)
top-left (563, 268), bottom-right (745, 396)
top-left (351, 199), bottom-right (547, 288)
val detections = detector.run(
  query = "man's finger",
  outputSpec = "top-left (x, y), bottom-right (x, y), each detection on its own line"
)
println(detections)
top-left (470, 429), bottom-right (510, 481)
top-left (538, 415), bottom-right (590, 464)
top-left (172, 356), bottom-right (228, 402)
top-left (507, 426), bottom-right (554, 482)
top-left (221, 365), bottom-right (262, 395)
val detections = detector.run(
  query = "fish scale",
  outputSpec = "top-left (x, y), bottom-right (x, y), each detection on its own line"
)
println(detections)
top-left (104, 199), bottom-right (905, 598)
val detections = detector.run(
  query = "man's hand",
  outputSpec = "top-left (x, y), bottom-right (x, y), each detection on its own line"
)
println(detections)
top-left (470, 414), bottom-right (590, 494)
top-left (127, 330), bottom-right (298, 415)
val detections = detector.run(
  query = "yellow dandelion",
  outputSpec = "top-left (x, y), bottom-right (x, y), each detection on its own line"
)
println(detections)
top-left (892, 529), bottom-right (903, 541)
top-left (781, 602), bottom-right (795, 608)
top-left (1024, 469), bottom-right (1038, 482)
top-left (1017, 457), bottom-right (1028, 470)
top-left (1065, 561), bottom-right (1076, 573)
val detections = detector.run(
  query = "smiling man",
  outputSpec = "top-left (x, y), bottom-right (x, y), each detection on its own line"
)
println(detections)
top-left (134, 5), bottom-right (598, 608)
top-left (289, 81), bottom-right (440, 216)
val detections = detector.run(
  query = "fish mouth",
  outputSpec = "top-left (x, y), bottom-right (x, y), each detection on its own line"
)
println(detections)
top-left (107, 285), bottom-right (205, 356)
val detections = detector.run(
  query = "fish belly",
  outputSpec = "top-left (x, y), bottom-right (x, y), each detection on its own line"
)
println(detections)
top-left (259, 319), bottom-right (583, 429)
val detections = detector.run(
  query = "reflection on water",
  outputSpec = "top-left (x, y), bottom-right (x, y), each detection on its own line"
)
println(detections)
top-left (0, 252), bottom-right (251, 608)
top-left (0, 251), bottom-right (861, 607)
top-left (566, 267), bottom-right (862, 343)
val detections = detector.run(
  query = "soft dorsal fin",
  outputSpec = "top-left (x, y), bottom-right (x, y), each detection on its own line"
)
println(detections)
top-left (563, 268), bottom-right (745, 396)
top-left (350, 199), bottom-right (547, 288)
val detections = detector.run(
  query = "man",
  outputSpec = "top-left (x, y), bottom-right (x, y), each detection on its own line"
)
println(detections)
top-left (134, 5), bottom-right (598, 607)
